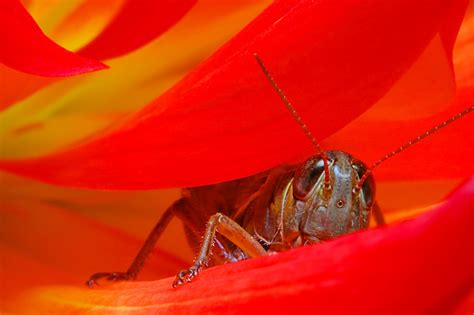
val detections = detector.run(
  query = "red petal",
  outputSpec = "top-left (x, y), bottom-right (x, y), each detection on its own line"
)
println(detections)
top-left (325, 88), bottom-right (474, 180)
top-left (13, 177), bottom-right (474, 314)
top-left (0, 0), bottom-right (107, 76)
top-left (438, 0), bottom-right (469, 61)
top-left (324, 3), bottom-right (474, 181)
top-left (0, 0), bottom-right (464, 188)
top-left (77, 0), bottom-right (197, 60)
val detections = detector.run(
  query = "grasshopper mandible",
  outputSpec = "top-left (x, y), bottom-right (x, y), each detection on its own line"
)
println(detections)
top-left (87, 54), bottom-right (474, 288)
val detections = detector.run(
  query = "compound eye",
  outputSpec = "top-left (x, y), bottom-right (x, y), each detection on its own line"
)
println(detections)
top-left (293, 156), bottom-right (326, 200)
top-left (352, 161), bottom-right (375, 207)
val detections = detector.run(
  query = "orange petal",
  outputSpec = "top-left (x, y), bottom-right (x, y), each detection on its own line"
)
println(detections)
top-left (0, 172), bottom-right (189, 310)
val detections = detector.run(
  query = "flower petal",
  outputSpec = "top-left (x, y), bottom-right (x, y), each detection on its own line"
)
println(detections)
top-left (0, 0), bottom-right (270, 157)
top-left (0, 0), bottom-right (107, 76)
top-left (0, 0), bottom-right (465, 189)
top-left (43, 0), bottom-right (126, 52)
top-left (77, 0), bottom-right (197, 60)
top-left (0, 0), bottom-right (123, 111)
top-left (12, 177), bottom-right (474, 314)
top-left (325, 89), bottom-right (474, 181)
top-left (0, 64), bottom-right (58, 111)
top-left (454, 2), bottom-right (474, 88)
top-left (0, 172), bottom-right (189, 310)
top-left (325, 3), bottom-right (474, 181)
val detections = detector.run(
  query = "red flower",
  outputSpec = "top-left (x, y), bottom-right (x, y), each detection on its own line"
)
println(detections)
top-left (1, 0), bottom-right (473, 313)
top-left (11, 178), bottom-right (474, 314)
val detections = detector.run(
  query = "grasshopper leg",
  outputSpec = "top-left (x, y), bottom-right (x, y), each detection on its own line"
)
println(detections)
top-left (173, 212), bottom-right (266, 287)
top-left (86, 199), bottom-right (185, 287)
top-left (372, 201), bottom-right (386, 226)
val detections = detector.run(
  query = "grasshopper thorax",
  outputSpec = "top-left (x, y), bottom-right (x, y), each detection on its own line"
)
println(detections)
top-left (293, 150), bottom-right (375, 242)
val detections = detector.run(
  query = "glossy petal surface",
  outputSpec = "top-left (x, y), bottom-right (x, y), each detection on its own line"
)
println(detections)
top-left (2, 1), bottom-right (474, 314)
top-left (0, 0), bottom-right (270, 155)
top-left (12, 177), bottom-right (474, 314)
top-left (0, 0), bottom-right (107, 76)
top-left (0, 0), bottom-right (466, 189)
top-left (78, 0), bottom-right (197, 60)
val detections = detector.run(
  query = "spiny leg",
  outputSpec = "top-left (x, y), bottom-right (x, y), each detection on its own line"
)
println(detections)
top-left (372, 201), bottom-right (386, 226)
top-left (173, 212), bottom-right (266, 287)
top-left (86, 199), bottom-right (184, 287)
top-left (173, 201), bottom-right (236, 265)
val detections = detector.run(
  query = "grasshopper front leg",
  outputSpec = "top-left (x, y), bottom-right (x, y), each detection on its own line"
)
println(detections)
top-left (173, 212), bottom-right (266, 287)
top-left (86, 199), bottom-right (183, 287)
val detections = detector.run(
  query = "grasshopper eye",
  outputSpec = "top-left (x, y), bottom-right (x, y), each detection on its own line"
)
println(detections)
top-left (293, 156), bottom-right (327, 200)
top-left (352, 161), bottom-right (375, 207)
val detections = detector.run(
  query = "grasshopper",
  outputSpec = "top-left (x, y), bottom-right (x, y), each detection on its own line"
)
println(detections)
top-left (87, 54), bottom-right (473, 288)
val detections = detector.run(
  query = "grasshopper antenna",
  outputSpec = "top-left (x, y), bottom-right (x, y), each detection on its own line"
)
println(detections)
top-left (254, 53), bottom-right (331, 190)
top-left (355, 105), bottom-right (474, 192)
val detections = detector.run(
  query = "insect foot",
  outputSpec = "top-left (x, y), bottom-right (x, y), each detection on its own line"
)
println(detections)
top-left (173, 264), bottom-right (202, 288)
top-left (86, 271), bottom-right (132, 288)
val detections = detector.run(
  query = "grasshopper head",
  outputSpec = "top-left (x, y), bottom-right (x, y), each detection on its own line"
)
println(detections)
top-left (293, 151), bottom-right (375, 242)
top-left (254, 52), bottom-right (473, 243)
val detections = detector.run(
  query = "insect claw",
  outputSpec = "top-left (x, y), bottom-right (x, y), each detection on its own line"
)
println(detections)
top-left (173, 264), bottom-right (202, 288)
top-left (85, 279), bottom-right (97, 288)
top-left (172, 278), bottom-right (184, 288)
top-left (173, 270), bottom-right (191, 288)
top-left (85, 271), bottom-right (131, 288)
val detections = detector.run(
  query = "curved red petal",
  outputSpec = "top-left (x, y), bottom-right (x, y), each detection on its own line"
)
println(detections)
top-left (438, 0), bottom-right (469, 61)
top-left (0, 0), bottom-right (107, 76)
top-left (325, 88), bottom-right (474, 180)
top-left (0, 0), bottom-right (463, 188)
top-left (77, 0), bottom-right (197, 60)
top-left (325, 1), bottom-right (474, 182)
top-left (13, 177), bottom-right (474, 314)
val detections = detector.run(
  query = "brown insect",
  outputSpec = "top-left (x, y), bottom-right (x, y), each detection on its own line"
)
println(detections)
top-left (86, 54), bottom-right (474, 288)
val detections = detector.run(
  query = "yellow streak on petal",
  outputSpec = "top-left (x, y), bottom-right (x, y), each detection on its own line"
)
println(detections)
top-left (25, 0), bottom-right (84, 35)
top-left (25, 0), bottom-right (125, 51)
top-left (12, 280), bottom-right (336, 314)
top-left (51, 0), bottom-right (127, 51)
top-left (0, 0), bottom-right (272, 159)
